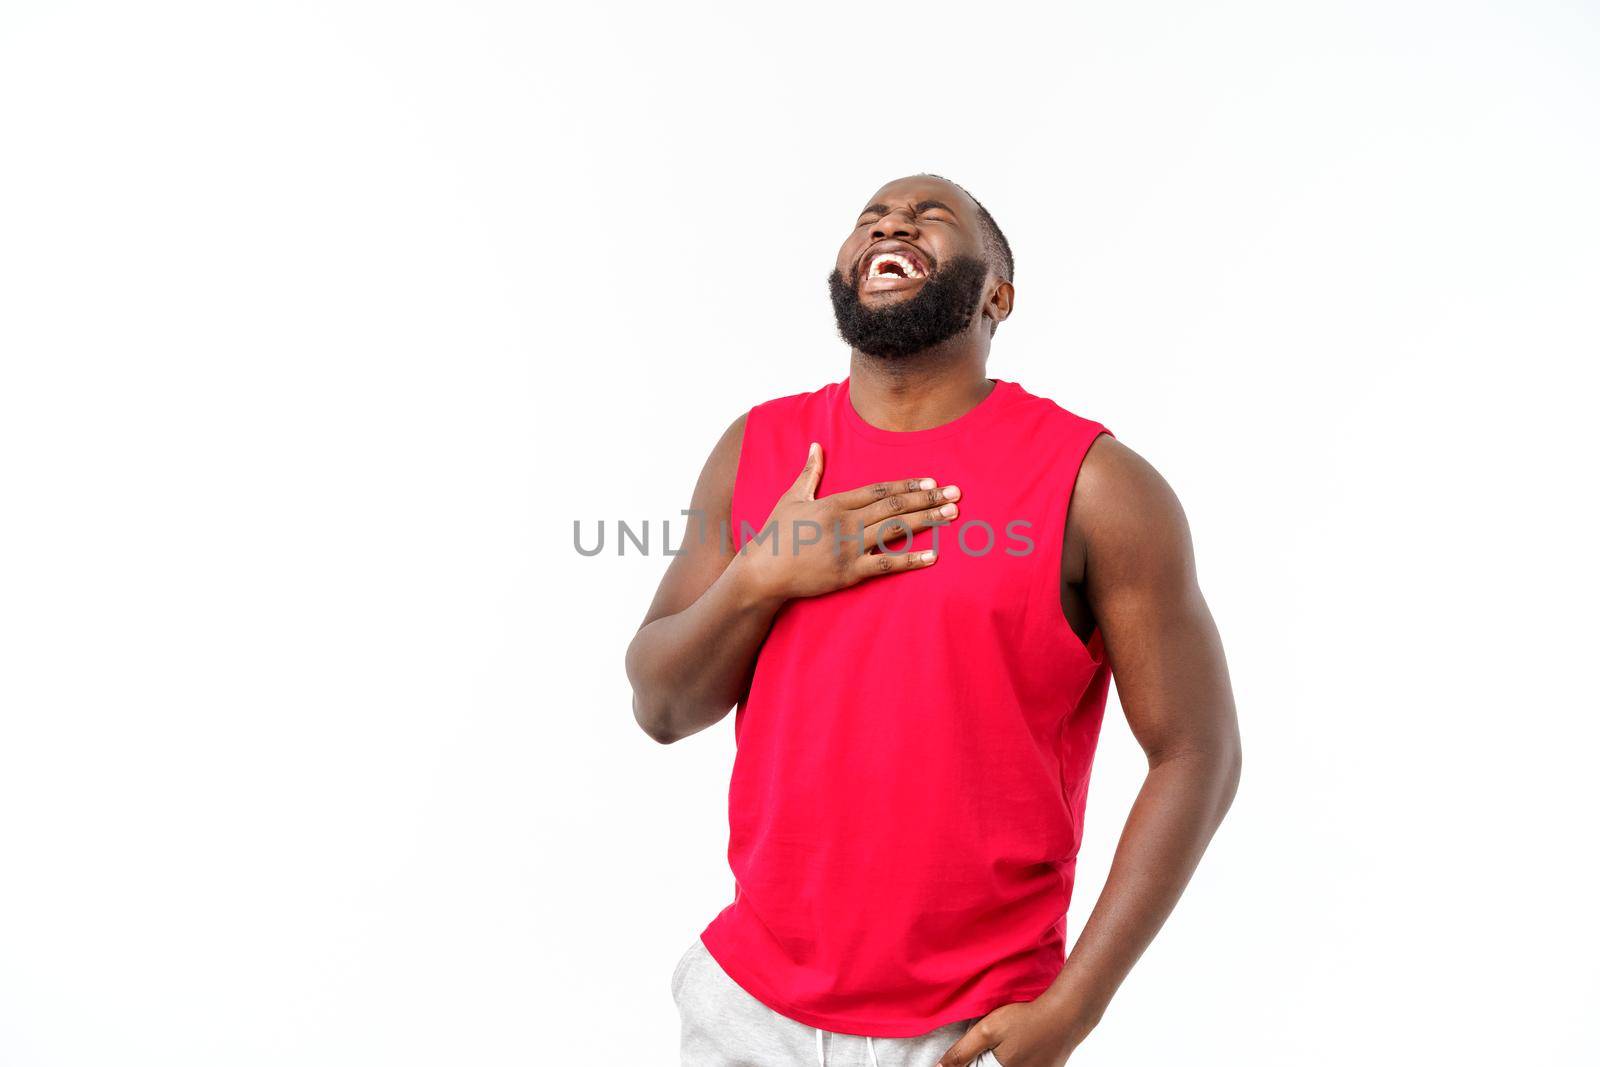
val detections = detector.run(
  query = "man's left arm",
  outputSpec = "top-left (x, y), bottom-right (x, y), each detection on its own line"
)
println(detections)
top-left (940, 436), bottom-right (1242, 1067)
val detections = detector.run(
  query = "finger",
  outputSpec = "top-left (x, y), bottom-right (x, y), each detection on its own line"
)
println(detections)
top-left (857, 483), bottom-right (961, 527)
top-left (790, 442), bottom-right (823, 501)
top-left (829, 476), bottom-right (938, 510)
top-left (862, 501), bottom-right (958, 550)
top-left (850, 547), bottom-right (937, 582)
top-left (934, 1028), bottom-right (994, 1067)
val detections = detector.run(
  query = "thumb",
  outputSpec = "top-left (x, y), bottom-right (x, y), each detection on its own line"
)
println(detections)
top-left (791, 441), bottom-right (823, 500)
top-left (934, 1031), bottom-right (990, 1067)
top-left (936, 1017), bottom-right (1000, 1067)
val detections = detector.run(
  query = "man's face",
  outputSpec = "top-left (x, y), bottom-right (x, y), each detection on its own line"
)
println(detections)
top-left (828, 176), bottom-right (1006, 359)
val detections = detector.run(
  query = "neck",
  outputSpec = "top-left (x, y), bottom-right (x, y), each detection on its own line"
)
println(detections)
top-left (847, 340), bottom-right (994, 432)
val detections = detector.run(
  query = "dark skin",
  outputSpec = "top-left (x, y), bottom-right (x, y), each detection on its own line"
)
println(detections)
top-left (625, 176), bottom-right (1241, 1067)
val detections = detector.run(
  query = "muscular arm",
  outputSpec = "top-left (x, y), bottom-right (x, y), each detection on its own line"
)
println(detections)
top-left (942, 437), bottom-right (1241, 1067)
top-left (1042, 436), bottom-right (1242, 1044)
top-left (626, 422), bottom-right (957, 745)
top-left (624, 415), bottom-right (782, 744)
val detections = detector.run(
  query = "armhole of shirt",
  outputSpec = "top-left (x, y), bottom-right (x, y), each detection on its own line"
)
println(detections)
top-left (1032, 420), bottom-right (1115, 660)
top-left (728, 402), bottom-right (764, 552)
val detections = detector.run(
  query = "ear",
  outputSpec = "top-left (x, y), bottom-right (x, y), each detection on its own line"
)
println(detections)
top-left (983, 279), bottom-right (1014, 328)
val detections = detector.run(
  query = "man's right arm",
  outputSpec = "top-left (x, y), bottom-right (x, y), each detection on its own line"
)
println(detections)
top-left (624, 414), bottom-right (781, 744)
top-left (625, 416), bottom-right (960, 744)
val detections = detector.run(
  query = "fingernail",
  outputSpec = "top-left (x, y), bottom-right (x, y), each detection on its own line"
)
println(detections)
top-left (920, 550), bottom-right (937, 563)
top-left (939, 503), bottom-right (958, 518)
top-left (943, 485), bottom-right (960, 500)
top-left (919, 478), bottom-right (936, 490)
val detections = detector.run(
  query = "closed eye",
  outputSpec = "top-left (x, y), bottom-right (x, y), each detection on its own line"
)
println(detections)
top-left (856, 211), bottom-right (952, 225)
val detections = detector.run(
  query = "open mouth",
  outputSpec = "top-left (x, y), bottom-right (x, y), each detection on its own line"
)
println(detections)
top-left (858, 244), bottom-right (931, 291)
top-left (865, 251), bottom-right (926, 280)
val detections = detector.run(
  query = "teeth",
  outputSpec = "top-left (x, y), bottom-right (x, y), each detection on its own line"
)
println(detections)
top-left (868, 252), bottom-right (924, 279)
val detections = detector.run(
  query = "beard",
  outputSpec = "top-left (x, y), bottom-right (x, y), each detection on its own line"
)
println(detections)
top-left (828, 253), bottom-right (990, 360)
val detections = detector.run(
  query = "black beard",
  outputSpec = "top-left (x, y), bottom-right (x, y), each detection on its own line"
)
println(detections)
top-left (828, 254), bottom-right (990, 360)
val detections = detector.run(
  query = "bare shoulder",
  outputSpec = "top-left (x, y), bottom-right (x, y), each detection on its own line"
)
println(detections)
top-left (637, 411), bottom-right (748, 629)
top-left (1070, 435), bottom-right (1196, 587)
top-left (695, 410), bottom-right (747, 506)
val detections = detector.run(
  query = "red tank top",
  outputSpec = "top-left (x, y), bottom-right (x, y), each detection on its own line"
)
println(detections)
top-left (699, 377), bottom-right (1113, 1037)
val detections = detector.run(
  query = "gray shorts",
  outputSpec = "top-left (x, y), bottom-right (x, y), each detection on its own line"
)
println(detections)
top-left (671, 936), bottom-right (1008, 1067)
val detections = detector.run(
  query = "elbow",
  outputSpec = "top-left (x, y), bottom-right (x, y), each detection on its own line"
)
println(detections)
top-left (624, 640), bottom-right (734, 744)
top-left (625, 640), bottom-right (680, 744)
top-left (633, 691), bottom-right (685, 745)
top-left (1215, 734), bottom-right (1243, 820)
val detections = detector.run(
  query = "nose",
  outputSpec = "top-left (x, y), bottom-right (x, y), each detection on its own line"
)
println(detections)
top-left (870, 210), bottom-right (919, 242)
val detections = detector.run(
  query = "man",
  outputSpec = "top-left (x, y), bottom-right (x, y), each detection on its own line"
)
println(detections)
top-left (626, 174), bottom-right (1241, 1067)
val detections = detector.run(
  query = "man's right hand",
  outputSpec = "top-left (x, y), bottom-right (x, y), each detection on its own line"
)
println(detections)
top-left (732, 442), bottom-right (962, 602)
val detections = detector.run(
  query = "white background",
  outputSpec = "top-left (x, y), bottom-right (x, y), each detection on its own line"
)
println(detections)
top-left (1, 2), bottom-right (1596, 1064)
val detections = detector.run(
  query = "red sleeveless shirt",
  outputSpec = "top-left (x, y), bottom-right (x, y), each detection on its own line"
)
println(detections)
top-left (699, 377), bottom-right (1113, 1037)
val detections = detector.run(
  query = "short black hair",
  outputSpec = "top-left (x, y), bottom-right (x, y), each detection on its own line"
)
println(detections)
top-left (920, 173), bottom-right (1014, 283)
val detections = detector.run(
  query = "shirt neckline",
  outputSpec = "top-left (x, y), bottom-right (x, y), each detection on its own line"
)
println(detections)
top-left (839, 376), bottom-right (1019, 446)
